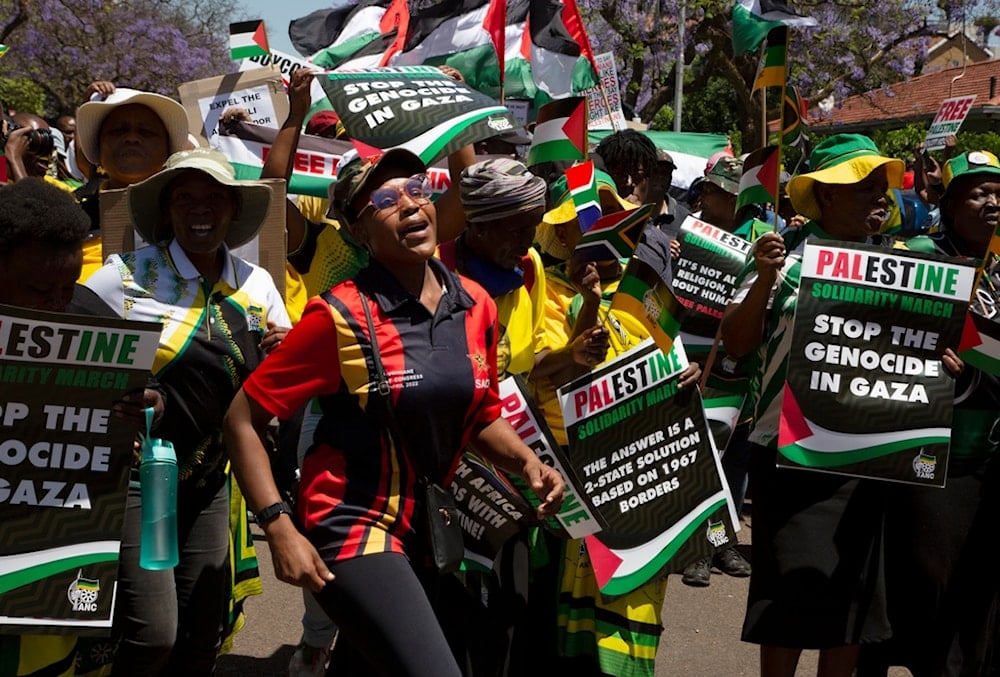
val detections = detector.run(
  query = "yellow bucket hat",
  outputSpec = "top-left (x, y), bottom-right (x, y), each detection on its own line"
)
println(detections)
top-left (787, 134), bottom-right (904, 221)
top-left (537, 168), bottom-right (636, 260)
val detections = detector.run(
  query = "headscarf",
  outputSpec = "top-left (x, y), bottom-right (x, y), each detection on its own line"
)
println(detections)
top-left (460, 158), bottom-right (547, 224)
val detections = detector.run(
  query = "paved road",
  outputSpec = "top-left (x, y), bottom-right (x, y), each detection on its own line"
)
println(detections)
top-left (218, 510), bottom-right (912, 676)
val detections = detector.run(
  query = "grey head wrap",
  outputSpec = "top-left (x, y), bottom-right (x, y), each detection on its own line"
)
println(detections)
top-left (460, 158), bottom-right (548, 224)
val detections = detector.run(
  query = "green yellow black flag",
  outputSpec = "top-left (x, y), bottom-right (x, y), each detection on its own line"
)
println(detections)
top-left (610, 256), bottom-right (685, 356)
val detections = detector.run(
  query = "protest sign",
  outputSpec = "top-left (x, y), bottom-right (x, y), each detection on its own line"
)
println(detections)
top-left (778, 240), bottom-right (977, 485)
top-left (582, 52), bottom-right (627, 131)
top-left (320, 65), bottom-right (522, 165)
top-left (451, 452), bottom-right (533, 570)
top-left (673, 216), bottom-right (751, 340)
top-left (559, 340), bottom-right (735, 595)
top-left (496, 376), bottom-right (604, 539)
top-left (0, 305), bottom-right (160, 633)
top-left (239, 47), bottom-right (328, 108)
top-left (178, 67), bottom-right (288, 145)
top-left (925, 94), bottom-right (976, 151)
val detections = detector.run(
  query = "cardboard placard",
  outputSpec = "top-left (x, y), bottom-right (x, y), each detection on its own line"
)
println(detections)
top-left (925, 94), bottom-right (977, 151)
top-left (177, 67), bottom-right (289, 147)
top-left (98, 178), bottom-right (287, 298)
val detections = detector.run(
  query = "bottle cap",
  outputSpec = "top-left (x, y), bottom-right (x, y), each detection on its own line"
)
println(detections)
top-left (141, 438), bottom-right (176, 464)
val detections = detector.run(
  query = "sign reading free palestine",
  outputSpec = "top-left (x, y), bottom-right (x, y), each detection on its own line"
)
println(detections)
top-left (0, 304), bottom-right (159, 633)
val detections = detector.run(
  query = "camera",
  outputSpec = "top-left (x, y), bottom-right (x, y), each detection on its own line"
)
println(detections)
top-left (1, 113), bottom-right (54, 156)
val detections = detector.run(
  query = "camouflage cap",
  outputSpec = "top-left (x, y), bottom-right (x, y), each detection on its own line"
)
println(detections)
top-left (703, 155), bottom-right (744, 195)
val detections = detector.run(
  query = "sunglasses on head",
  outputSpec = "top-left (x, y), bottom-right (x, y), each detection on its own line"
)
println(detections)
top-left (366, 174), bottom-right (432, 214)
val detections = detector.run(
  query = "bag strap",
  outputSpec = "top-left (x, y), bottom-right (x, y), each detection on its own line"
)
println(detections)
top-left (356, 287), bottom-right (430, 484)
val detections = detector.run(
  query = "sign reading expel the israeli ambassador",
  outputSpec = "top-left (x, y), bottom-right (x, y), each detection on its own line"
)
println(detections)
top-left (778, 240), bottom-right (976, 486)
top-left (0, 304), bottom-right (160, 633)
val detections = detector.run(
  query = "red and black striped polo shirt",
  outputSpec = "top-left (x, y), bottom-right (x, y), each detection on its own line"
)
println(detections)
top-left (242, 258), bottom-right (501, 562)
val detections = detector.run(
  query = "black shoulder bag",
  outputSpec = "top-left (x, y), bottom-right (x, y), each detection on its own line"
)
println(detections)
top-left (358, 291), bottom-right (464, 574)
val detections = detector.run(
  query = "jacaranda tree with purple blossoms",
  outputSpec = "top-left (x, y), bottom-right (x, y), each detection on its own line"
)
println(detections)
top-left (0, 0), bottom-right (237, 116)
top-left (579, 0), bottom-right (999, 144)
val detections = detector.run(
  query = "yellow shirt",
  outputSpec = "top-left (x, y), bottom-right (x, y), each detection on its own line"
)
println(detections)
top-left (495, 247), bottom-right (548, 379)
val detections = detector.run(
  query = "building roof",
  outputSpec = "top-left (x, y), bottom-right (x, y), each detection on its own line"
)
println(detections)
top-left (811, 58), bottom-right (1000, 130)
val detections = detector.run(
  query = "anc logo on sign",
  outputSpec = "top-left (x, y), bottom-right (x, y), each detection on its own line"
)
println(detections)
top-left (68, 569), bottom-right (101, 613)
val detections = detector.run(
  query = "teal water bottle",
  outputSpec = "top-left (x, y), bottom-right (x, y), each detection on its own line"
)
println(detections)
top-left (139, 408), bottom-right (178, 570)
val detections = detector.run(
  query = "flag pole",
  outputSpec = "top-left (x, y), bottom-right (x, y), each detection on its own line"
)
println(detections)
top-left (773, 29), bottom-right (789, 232)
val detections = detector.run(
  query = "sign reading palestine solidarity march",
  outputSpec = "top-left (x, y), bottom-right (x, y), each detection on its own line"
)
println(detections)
top-left (559, 340), bottom-right (735, 595)
top-left (778, 241), bottom-right (977, 486)
top-left (673, 216), bottom-right (752, 345)
top-left (319, 65), bottom-right (523, 165)
top-left (0, 305), bottom-right (160, 632)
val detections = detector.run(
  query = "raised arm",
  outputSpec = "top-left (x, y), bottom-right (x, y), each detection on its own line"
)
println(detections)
top-left (260, 68), bottom-right (317, 253)
top-left (720, 231), bottom-right (785, 358)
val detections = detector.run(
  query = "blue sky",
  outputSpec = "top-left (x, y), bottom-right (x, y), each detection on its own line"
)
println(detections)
top-left (233, 1), bottom-right (325, 55)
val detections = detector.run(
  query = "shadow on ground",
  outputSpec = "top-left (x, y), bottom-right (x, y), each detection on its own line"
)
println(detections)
top-left (218, 644), bottom-right (296, 676)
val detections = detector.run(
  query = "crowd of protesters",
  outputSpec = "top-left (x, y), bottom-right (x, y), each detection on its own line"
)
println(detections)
top-left (1, 44), bottom-right (999, 677)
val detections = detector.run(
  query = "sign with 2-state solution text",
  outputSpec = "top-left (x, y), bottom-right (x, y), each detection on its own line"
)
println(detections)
top-left (319, 65), bottom-right (522, 165)
top-left (778, 241), bottom-right (976, 485)
top-left (925, 94), bottom-right (976, 152)
top-left (0, 305), bottom-right (160, 633)
top-left (559, 340), bottom-right (735, 595)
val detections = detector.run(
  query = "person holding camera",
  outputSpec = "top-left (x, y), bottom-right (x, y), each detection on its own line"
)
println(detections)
top-left (2, 112), bottom-right (60, 186)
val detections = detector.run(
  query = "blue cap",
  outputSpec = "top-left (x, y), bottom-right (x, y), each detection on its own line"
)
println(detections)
top-left (141, 438), bottom-right (176, 464)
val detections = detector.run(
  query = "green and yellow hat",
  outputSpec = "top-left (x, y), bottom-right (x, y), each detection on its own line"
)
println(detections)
top-left (787, 133), bottom-right (904, 221)
top-left (942, 150), bottom-right (1000, 197)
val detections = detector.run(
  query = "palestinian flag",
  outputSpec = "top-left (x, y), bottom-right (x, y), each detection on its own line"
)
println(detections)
top-left (292, 0), bottom-right (598, 110)
top-left (230, 20), bottom-right (270, 61)
top-left (576, 204), bottom-right (652, 262)
top-left (752, 27), bottom-right (787, 91)
top-left (588, 129), bottom-right (730, 191)
top-left (732, 0), bottom-right (817, 55)
top-left (527, 96), bottom-right (587, 166)
top-left (564, 160), bottom-right (601, 231)
top-left (610, 253), bottom-right (684, 356)
top-left (782, 85), bottom-right (806, 148)
top-left (960, 247), bottom-right (1000, 375)
top-left (735, 145), bottom-right (780, 211)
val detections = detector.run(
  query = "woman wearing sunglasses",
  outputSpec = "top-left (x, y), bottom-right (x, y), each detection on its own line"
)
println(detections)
top-left (224, 148), bottom-right (565, 676)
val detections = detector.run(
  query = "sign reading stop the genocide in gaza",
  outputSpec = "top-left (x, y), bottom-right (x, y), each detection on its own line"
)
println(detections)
top-left (925, 95), bottom-right (977, 151)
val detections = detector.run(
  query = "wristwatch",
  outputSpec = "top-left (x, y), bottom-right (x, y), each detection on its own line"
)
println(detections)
top-left (254, 501), bottom-right (293, 526)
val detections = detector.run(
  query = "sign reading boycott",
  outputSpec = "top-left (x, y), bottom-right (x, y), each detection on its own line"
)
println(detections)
top-left (674, 216), bottom-right (751, 340)
top-left (319, 65), bottom-right (523, 165)
top-left (778, 241), bottom-right (976, 485)
top-left (925, 94), bottom-right (976, 151)
top-left (559, 340), bottom-right (734, 595)
top-left (0, 304), bottom-right (159, 633)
